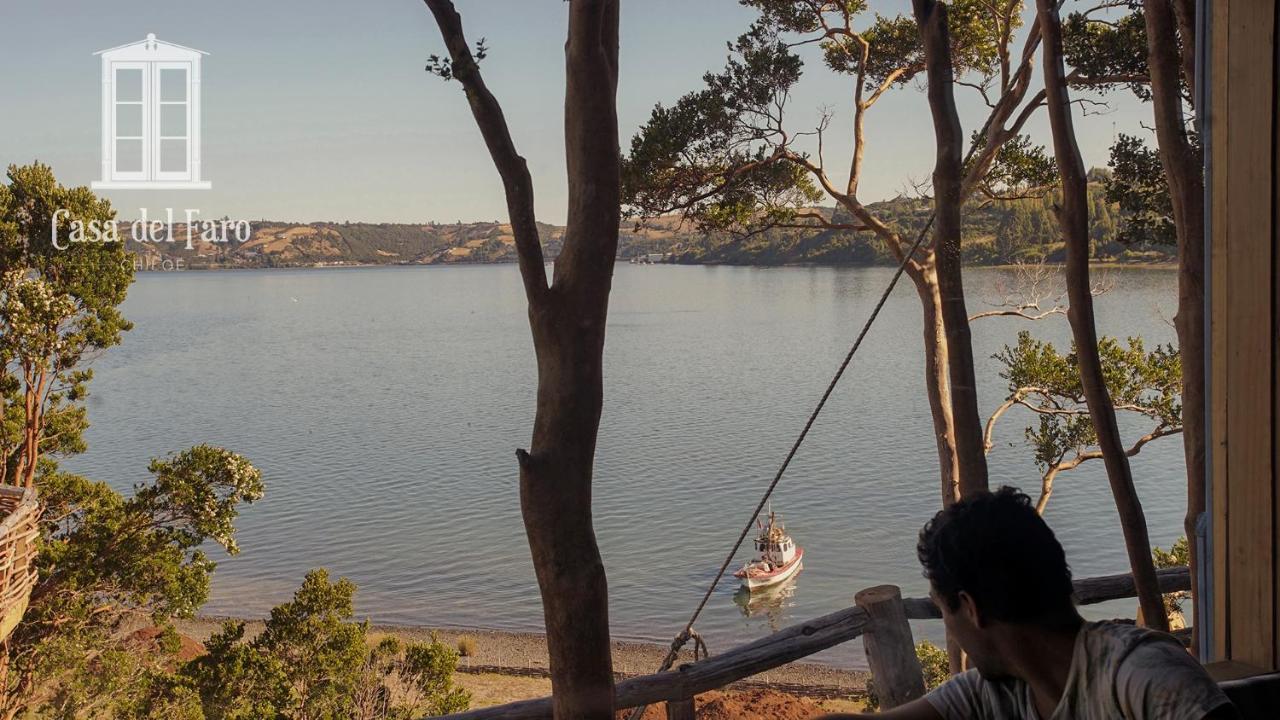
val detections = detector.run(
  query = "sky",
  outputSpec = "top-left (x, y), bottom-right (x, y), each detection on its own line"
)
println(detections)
top-left (0, 0), bottom-right (1154, 224)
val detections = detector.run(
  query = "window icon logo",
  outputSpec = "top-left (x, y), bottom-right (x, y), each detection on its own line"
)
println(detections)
top-left (92, 34), bottom-right (210, 190)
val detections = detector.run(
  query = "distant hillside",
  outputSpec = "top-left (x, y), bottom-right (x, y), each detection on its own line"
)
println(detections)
top-left (652, 181), bottom-right (1174, 267)
top-left (123, 183), bottom-right (1173, 270)
top-left (125, 219), bottom-right (683, 269)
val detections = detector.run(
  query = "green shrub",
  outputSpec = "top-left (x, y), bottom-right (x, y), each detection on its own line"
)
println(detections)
top-left (182, 570), bottom-right (471, 719)
top-left (864, 640), bottom-right (951, 711)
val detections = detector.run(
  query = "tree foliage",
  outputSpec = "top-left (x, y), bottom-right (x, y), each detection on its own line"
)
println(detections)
top-left (1151, 535), bottom-right (1190, 622)
top-left (1062, 2), bottom-right (1151, 100)
top-left (865, 640), bottom-right (949, 710)
top-left (0, 166), bottom-right (469, 720)
top-left (183, 569), bottom-right (470, 720)
top-left (622, 22), bottom-right (822, 233)
top-left (623, 0), bottom-right (1039, 237)
top-left (988, 330), bottom-right (1182, 512)
top-left (8, 445), bottom-right (263, 718)
top-left (1104, 133), bottom-right (1178, 247)
top-left (0, 162), bottom-right (133, 488)
top-left (969, 132), bottom-right (1058, 202)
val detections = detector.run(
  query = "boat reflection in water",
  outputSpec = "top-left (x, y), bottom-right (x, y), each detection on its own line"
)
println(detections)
top-left (732, 572), bottom-right (801, 633)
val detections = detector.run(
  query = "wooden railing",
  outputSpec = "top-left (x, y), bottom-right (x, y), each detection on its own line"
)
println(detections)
top-left (0, 486), bottom-right (39, 643)
top-left (439, 566), bottom-right (1191, 719)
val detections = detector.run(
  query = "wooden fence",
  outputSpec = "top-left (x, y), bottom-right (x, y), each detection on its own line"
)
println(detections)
top-left (438, 566), bottom-right (1191, 719)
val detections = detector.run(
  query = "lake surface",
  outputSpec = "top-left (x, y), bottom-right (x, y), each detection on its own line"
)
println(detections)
top-left (65, 263), bottom-right (1186, 669)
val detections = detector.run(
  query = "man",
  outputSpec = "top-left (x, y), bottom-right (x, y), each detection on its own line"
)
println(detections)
top-left (825, 487), bottom-right (1236, 720)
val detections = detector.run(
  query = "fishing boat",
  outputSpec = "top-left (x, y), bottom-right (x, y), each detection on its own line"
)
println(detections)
top-left (734, 511), bottom-right (803, 591)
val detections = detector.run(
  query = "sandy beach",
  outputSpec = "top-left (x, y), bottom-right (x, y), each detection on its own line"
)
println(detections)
top-left (176, 617), bottom-right (871, 710)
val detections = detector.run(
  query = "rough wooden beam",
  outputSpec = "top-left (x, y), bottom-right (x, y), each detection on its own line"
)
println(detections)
top-left (434, 567), bottom-right (1191, 719)
top-left (856, 585), bottom-right (926, 708)
top-left (665, 697), bottom-right (694, 720)
top-left (438, 605), bottom-right (869, 719)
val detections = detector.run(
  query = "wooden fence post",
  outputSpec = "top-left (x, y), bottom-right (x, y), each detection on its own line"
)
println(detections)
top-left (856, 584), bottom-right (926, 709)
top-left (665, 696), bottom-right (695, 720)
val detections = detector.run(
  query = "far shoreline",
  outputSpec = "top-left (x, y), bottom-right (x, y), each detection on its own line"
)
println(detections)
top-left (133, 258), bottom-right (1179, 273)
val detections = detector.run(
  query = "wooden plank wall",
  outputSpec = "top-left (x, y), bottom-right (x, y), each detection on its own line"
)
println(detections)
top-left (1209, 0), bottom-right (1280, 672)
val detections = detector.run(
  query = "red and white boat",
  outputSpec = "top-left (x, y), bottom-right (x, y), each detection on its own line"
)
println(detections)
top-left (734, 511), bottom-right (803, 591)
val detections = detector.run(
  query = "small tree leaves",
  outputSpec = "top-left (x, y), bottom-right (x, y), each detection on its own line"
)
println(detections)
top-left (183, 570), bottom-right (471, 719)
top-left (1063, 5), bottom-right (1151, 100)
top-left (1, 163), bottom-right (134, 486)
top-left (1105, 133), bottom-right (1182, 247)
top-left (969, 132), bottom-right (1058, 201)
top-left (426, 37), bottom-right (487, 81)
top-left (993, 330), bottom-right (1182, 475)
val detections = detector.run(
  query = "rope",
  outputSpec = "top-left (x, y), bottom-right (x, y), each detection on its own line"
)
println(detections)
top-left (624, 215), bottom-right (933, 720)
top-left (625, 100), bottom-right (1008, 720)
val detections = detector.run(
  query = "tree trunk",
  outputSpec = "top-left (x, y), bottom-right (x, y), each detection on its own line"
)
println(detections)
top-left (1035, 0), bottom-right (1170, 633)
top-left (913, 0), bottom-right (990, 501)
top-left (908, 260), bottom-right (963, 507)
top-left (1142, 0), bottom-right (1205, 657)
top-left (424, 1), bottom-right (620, 717)
top-left (912, 0), bottom-right (989, 673)
top-left (520, 307), bottom-right (615, 719)
top-left (1170, 0), bottom-right (1197, 102)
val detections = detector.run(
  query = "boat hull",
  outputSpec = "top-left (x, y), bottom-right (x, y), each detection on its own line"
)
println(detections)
top-left (737, 547), bottom-right (804, 591)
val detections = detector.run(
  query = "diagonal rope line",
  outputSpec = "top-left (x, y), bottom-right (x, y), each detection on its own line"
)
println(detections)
top-left (627, 89), bottom-right (1010, 719)
top-left (625, 215), bottom-right (932, 720)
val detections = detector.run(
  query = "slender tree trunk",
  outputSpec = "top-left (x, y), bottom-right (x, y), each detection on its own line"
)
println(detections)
top-left (521, 304), bottom-right (615, 719)
top-left (913, 0), bottom-right (990, 501)
top-left (909, 260), bottom-right (963, 506)
top-left (1035, 0), bottom-right (1170, 632)
top-left (1142, 0), bottom-right (1205, 656)
top-left (913, 0), bottom-right (989, 673)
top-left (1170, 0), bottom-right (1197, 102)
top-left (424, 1), bottom-right (620, 716)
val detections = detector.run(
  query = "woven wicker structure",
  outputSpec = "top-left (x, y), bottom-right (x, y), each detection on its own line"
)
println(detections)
top-left (0, 486), bottom-right (38, 643)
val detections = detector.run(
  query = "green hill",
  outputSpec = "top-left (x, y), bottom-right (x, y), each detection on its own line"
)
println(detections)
top-left (123, 181), bottom-right (1172, 270)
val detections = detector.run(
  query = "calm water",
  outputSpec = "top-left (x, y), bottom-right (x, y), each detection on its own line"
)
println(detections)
top-left (65, 263), bottom-right (1185, 668)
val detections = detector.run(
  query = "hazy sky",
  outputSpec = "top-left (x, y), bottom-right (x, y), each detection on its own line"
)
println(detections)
top-left (0, 0), bottom-right (1152, 224)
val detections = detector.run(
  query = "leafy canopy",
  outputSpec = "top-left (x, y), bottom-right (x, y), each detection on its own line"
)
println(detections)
top-left (1, 162), bottom-right (134, 486)
top-left (624, 0), bottom-right (1036, 238)
top-left (13, 446), bottom-right (263, 718)
top-left (1062, 3), bottom-right (1152, 100)
top-left (183, 569), bottom-right (471, 720)
top-left (1104, 133), bottom-right (1184, 247)
top-left (994, 330), bottom-right (1181, 474)
top-left (0, 164), bottom-right (272, 720)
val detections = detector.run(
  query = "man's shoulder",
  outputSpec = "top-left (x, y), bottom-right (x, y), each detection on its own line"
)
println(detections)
top-left (926, 668), bottom-right (1030, 720)
top-left (1081, 620), bottom-right (1185, 660)
top-left (1078, 620), bottom-right (1231, 719)
top-left (1077, 620), bottom-right (1197, 692)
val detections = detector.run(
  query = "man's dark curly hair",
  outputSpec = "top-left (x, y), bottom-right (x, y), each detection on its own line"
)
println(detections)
top-left (917, 486), bottom-right (1075, 624)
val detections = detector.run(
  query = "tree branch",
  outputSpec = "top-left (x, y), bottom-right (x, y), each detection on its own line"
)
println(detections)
top-left (1036, 425), bottom-right (1182, 513)
top-left (423, 0), bottom-right (548, 307)
top-left (970, 305), bottom-right (1068, 322)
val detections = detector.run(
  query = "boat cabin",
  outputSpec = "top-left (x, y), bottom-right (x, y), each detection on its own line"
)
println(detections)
top-left (754, 521), bottom-right (797, 567)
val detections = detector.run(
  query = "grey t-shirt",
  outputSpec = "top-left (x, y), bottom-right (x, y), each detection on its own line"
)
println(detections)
top-left (925, 621), bottom-right (1231, 720)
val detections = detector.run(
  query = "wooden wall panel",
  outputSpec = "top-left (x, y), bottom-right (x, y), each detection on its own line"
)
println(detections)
top-left (1209, 0), bottom-right (1231, 663)
top-left (1210, 0), bottom-right (1279, 671)
top-left (1274, 4), bottom-right (1280, 671)
top-left (1274, 9), bottom-right (1280, 669)
top-left (1225, 0), bottom-right (1274, 670)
